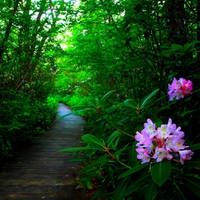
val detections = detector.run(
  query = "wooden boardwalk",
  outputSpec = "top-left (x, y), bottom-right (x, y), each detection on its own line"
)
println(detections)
top-left (0, 103), bottom-right (91, 200)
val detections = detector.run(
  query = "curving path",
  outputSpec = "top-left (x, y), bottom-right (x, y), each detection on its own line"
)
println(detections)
top-left (0, 103), bottom-right (91, 200)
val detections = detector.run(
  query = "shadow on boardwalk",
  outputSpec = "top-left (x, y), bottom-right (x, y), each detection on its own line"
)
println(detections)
top-left (0, 103), bottom-right (91, 200)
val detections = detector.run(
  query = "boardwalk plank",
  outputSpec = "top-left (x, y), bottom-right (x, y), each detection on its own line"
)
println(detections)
top-left (0, 103), bottom-right (91, 200)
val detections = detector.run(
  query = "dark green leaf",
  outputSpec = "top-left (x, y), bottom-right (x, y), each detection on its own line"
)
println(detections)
top-left (124, 173), bottom-right (149, 197)
top-left (118, 163), bottom-right (148, 179)
top-left (140, 89), bottom-right (159, 109)
top-left (193, 74), bottom-right (200, 80)
top-left (171, 43), bottom-right (183, 50)
top-left (151, 159), bottom-right (171, 187)
top-left (81, 134), bottom-right (104, 147)
top-left (128, 141), bottom-right (138, 167)
top-left (181, 177), bottom-right (200, 198)
top-left (183, 158), bottom-right (200, 168)
top-left (108, 167), bottom-right (115, 188)
top-left (88, 98), bottom-right (99, 107)
top-left (190, 143), bottom-right (200, 151)
top-left (180, 109), bottom-right (200, 117)
top-left (144, 180), bottom-right (159, 200)
top-left (115, 144), bottom-right (129, 160)
top-left (58, 146), bottom-right (100, 152)
top-left (124, 99), bottom-right (138, 108)
top-left (113, 176), bottom-right (130, 200)
top-left (99, 90), bottom-right (116, 105)
top-left (107, 130), bottom-right (121, 147)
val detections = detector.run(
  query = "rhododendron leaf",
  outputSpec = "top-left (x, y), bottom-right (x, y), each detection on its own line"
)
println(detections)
top-left (99, 90), bottom-right (116, 106)
top-left (171, 43), bottom-right (183, 50)
top-left (183, 42), bottom-right (191, 51)
top-left (118, 164), bottom-right (148, 179)
top-left (58, 146), bottom-right (100, 152)
top-left (180, 109), bottom-right (200, 117)
top-left (108, 167), bottom-right (115, 188)
top-left (192, 88), bottom-right (200, 93)
top-left (144, 180), bottom-right (159, 200)
top-left (124, 99), bottom-right (138, 108)
top-left (86, 180), bottom-right (94, 190)
top-left (129, 141), bottom-right (138, 167)
top-left (81, 134), bottom-right (104, 147)
top-left (88, 98), bottom-right (99, 107)
top-left (115, 144), bottom-right (129, 160)
top-left (107, 130), bottom-right (121, 147)
top-left (181, 177), bottom-right (200, 198)
top-left (140, 89), bottom-right (159, 109)
top-left (168, 72), bottom-right (178, 79)
top-left (183, 158), bottom-right (200, 168)
top-left (193, 74), bottom-right (200, 80)
top-left (114, 177), bottom-right (130, 200)
top-left (124, 173), bottom-right (149, 197)
top-left (151, 159), bottom-right (171, 187)
top-left (190, 143), bottom-right (200, 151)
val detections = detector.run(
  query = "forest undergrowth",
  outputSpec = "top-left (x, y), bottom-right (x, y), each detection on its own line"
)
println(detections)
top-left (1, 0), bottom-right (200, 199)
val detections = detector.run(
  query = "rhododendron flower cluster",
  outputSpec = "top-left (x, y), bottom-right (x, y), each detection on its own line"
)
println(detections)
top-left (168, 78), bottom-right (193, 101)
top-left (135, 118), bottom-right (194, 165)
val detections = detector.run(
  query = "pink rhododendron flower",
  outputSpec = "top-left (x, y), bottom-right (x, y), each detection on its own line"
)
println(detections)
top-left (168, 77), bottom-right (193, 101)
top-left (136, 147), bottom-right (151, 164)
top-left (152, 147), bottom-right (173, 162)
top-left (135, 118), bottom-right (194, 165)
top-left (135, 130), bottom-right (152, 147)
top-left (179, 150), bottom-right (194, 165)
top-left (144, 119), bottom-right (157, 138)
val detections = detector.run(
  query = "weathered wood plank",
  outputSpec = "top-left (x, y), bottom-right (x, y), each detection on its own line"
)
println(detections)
top-left (0, 104), bottom-right (91, 200)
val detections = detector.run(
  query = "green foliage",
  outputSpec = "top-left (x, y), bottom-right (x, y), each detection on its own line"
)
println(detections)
top-left (150, 160), bottom-right (171, 187)
top-left (144, 180), bottom-right (159, 200)
top-left (60, 84), bottom-right (200, 200)
top-left (1, 0), bottom-right (198, 199)
top-left (0, 89), bottom-right (58, 158)
top-left (181, 177), bottom-right (200, 198)
top-left (0, 0), bottom-right (71, 159)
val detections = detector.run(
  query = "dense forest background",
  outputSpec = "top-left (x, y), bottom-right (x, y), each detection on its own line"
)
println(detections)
top-left (1, 0), bottom-right (200, 199)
